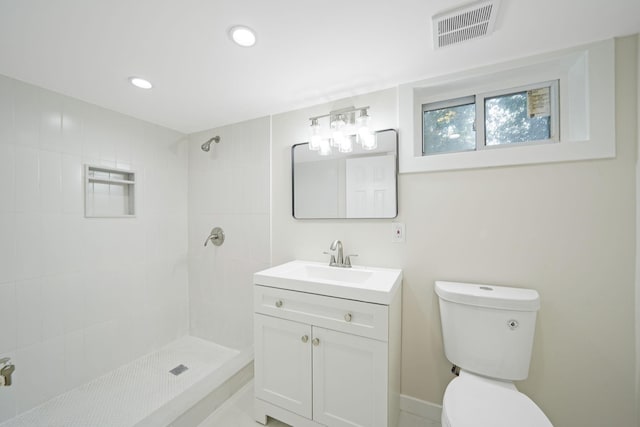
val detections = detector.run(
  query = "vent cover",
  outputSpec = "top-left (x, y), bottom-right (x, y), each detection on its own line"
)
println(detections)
top-left (433, 0), bottom-right (500, 49)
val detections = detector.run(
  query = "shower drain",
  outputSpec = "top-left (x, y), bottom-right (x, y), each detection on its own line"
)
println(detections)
top-left (169, 364), bottom-right (189, 376)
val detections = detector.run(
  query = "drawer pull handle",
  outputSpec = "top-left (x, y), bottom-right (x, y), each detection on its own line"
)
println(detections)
top-left (312, 338), bottom-right (320, 346)
top-left (301, 335), bottom-right (309, 343)
top-left (344, 313), bottom-right (352, 322)
top-left (275, 300), bottom-right (283, 308)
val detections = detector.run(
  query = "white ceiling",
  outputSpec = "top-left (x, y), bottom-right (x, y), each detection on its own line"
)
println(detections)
top-left (0, 0), bottom-right (639, 134)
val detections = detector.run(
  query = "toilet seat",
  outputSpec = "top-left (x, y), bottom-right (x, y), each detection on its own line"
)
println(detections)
top-left (442, 372), bottom-right (553, 427)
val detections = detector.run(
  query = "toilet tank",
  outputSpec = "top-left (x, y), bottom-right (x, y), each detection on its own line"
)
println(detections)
top-left (435, 281), bottom-right (540, 381)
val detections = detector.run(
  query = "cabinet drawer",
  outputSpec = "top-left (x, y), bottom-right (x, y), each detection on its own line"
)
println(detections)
top-left (254, 285), bottom-right (389, 341)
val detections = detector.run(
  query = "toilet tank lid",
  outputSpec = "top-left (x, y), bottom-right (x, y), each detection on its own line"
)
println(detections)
top-left (435, 281), bottom-right (540, 311)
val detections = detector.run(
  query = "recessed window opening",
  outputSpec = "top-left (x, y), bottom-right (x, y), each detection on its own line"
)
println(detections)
top-left (422, 80), bottom-right (559, 156)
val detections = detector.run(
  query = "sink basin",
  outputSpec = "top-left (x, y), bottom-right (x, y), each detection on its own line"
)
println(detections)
top-left (254, 260), bottom-right (402, 304)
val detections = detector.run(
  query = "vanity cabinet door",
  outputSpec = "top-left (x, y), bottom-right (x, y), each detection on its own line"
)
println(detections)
top-left (312, 326), bottom-right (388, 427)
top-left (254, 314), bottom-right (312, 418)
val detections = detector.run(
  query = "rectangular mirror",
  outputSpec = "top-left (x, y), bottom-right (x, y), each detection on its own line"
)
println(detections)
top-left (292, 129), bottom-right (398, 219)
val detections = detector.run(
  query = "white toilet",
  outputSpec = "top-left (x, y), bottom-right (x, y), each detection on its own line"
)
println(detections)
top-left (435, 281), bottom-right (553, 427)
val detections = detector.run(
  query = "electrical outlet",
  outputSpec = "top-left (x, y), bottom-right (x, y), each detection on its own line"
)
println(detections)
top-left (391, 222), bottom-right (405, 243)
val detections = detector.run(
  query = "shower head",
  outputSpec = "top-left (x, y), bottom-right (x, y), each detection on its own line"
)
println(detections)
top-left (201, 136), bottom-right (221, 152)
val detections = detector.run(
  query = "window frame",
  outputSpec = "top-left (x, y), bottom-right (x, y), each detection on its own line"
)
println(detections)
top-left (421, 80), bottom-right (560, 157)
top-left (421, 95), bottom-right (476, 156)
top-left (476, 80), bottom-right (559, 151)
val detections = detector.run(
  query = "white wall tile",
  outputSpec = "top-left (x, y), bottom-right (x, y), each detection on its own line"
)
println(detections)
top-left (63, 273), bottom-right (86, 334)
top-left (0, 75), bottom-right (13, 146)
top-left (187, 117), bottom-right (270, 349)
top-left (14, 146), bottom-right (40, 213)
top-left (39, 150), bottom-right (62, 213)
top-left (15, 342), bottom-right (47, 412)
top-left (0, 283), bottom-right (17, 354)
top-left (84, 320), bottom-right (119, 380)
top-left (61, 98), bottom-right (83, 156)
top-left (0, 359), bottom-right (17, 422)
top-left (13, 213), bottom-right (42, 280)
top-left (63, 330), bottom-right (87, 391)
top-left (0, 144), bottom-right (15, 212)
top-left (41, 275), bottom-right (67, 339)
top-left (12, 81), bottom-right (40, 149)
top-left (39, 336), bottom-right (65, 402)
top-left (39, 90), bottom-right (63, 153)
top-left (61, 154), bottom-right (82, 214)
top-left (15, 277), bottom-right (43, 349)
top-left (0, 213), bottom-right (16, 284)
top-left (41, 213), bottom-right (66, 275)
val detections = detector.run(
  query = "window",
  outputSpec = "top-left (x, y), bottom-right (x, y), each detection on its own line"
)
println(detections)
top-left (422, 81), bottom-right (559, 156)
top-left (422, 96), bottom-right (475, 155)
top-left (399, 39), bottom-right (615, 173)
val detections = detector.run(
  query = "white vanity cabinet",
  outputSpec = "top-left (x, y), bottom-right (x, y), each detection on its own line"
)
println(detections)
top-left (253, 272), bottom-right (402, 427)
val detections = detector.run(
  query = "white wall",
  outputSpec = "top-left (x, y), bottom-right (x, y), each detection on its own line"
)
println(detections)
top-left (187, 117), bottom-right (271, 350)
top-left (271, 37), bottom-right (638, 427)
top-left (0, 75), bottom-right (189, 422)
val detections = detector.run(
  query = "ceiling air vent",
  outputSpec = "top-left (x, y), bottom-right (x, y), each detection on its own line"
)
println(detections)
top-left (433, 0), bottom-right (500, 49)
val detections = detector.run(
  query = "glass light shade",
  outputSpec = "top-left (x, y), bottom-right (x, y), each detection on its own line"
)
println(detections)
top-left (338, 136), bottom-right (353, 153)
top-left (318, 139), bottom-right (332, 156)
top-left (330, 114), bottom-right (346, 147)
top-left (356, 110), bottom-right (371, 140)
top-left (360, 131), bottom-right (377, 150)
top-left (309, 119), bottom-right (321, 150)
top-left (332, 130), bottom-right (344, 148)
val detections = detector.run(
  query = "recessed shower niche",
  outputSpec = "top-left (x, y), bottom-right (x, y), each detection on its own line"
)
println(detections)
top-left (85, 164), bottom-right (136, 218)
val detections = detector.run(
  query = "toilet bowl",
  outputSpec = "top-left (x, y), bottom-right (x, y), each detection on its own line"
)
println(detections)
top-left (435, 281), bottom-right (553, 427)
top-left (441, 371), bottom-right (552, 427)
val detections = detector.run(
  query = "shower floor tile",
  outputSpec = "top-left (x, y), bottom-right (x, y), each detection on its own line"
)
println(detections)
top-left (1, 336), bottom-right (239, 427)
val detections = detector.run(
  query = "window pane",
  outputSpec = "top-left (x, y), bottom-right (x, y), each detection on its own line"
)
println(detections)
top-left (484, 91), bottom-right (551, 146)
top-left (423, 102), bottom-right (476, 155)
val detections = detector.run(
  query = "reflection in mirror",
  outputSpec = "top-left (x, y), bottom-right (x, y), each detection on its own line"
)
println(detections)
top-left (292, 129), bottom-right (398, 219)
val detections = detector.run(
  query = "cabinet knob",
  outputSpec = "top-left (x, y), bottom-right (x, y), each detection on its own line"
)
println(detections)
top-left (301, 335), bottom-right (309, 343)
top-left (344, 313), bottom-right (352, 322)
top-left (312, 338), bottom-right (320, 346)
top-left (275, 300), bottom-right (283, 308)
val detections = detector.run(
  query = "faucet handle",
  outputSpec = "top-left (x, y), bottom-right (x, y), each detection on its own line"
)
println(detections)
top-left (323, 251), bottom-right (338, 266)
top-left (344, 254), bottom-right (358, 267)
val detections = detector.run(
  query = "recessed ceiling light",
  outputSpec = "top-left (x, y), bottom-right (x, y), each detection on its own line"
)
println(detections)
top-left (229, 25), bottom-right (256, 47)
top-left (129, 77), bottom-right (153, 89)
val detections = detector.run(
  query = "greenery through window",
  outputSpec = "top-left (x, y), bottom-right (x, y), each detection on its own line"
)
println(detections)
top-left (422, 96), bottom-right (475, 155)
top-left (422, 81), bottom-right (558, 156)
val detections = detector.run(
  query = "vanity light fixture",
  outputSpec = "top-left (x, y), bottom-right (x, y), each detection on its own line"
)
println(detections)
top-left (229, 25), bottom-right (257, 47)
top-left (308, 106), bottom-right (374, 155)
top-left (129, 77), bottom-right (153, 89)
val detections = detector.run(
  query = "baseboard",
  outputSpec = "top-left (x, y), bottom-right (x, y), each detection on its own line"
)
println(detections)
top-left (399, 394), bottom-right (442, 423)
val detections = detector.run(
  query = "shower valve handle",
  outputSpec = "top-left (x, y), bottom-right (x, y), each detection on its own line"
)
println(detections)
top-left (204, 227), bottom-right (225, 247)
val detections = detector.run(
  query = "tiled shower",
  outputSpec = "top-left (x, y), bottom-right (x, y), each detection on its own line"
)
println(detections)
top-left (0, 74), bottom-right (270, 423)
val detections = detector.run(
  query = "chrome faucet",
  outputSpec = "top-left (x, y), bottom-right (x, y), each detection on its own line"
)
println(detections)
top-left (326, 240), bottom-right (357, 268)
top-left (330, 240), bottom-right (344, 266)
